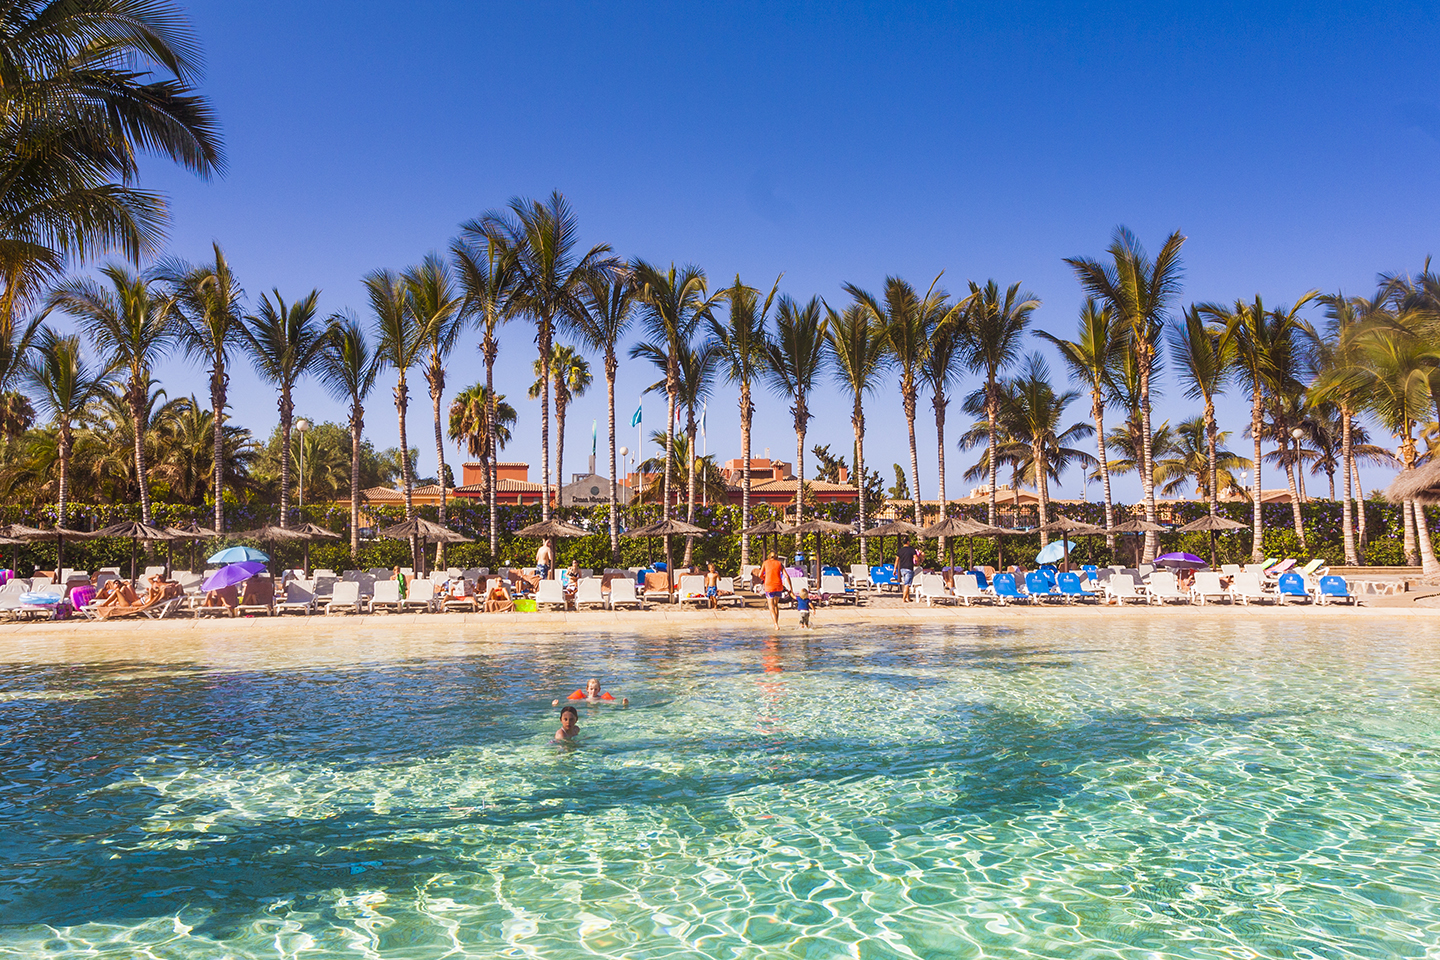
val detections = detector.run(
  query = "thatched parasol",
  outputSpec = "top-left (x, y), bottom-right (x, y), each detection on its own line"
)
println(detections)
top-left (780, 519), bottom-right (855, 576)
top-left (917, 516), bottom-right (985, 571)
top-left (1110, 518), bottom-right (1167, 533)
top-left (13, 524), bottom-right (96, 579)
top-left (514, 519), bottom-right (591, 539)
top-left (1036, 515), bottom-right (1106, 568)
top-left (1176, 513), bottom-right (1248, 567)
top-left (740, 519), bottom-right (790, 563)
top-left (858, 519), bottom-right (923, 569)
top-left (377, 518), bottom-right (473, 577)
top-left (622, 518), bottom-right (709, 592)
top-left (164, 521), bottom-right (221, 572)
top-left (95, 520), bottom-right (174, 580)
top-left (1386, 461), bottom-right (1440, 504)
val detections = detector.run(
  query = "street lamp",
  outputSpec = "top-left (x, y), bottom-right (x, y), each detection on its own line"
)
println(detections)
top-left (295, 418), bottom-right (310, 512)
top-left (618, 446), bottom-right (629, 503)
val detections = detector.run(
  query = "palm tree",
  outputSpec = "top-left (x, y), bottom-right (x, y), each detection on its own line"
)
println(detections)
top-left (470, 192), bottom-right (616, 521)
top-left (1156, 418), bottom-right (1249, 499)
top-left (49, 265), bottom-right (176, 523)
top-left (922, 306), bottom-right (967, 553)
top-left (571, 271), bottom-right (638, 562)
top-left (1066, 228), bottom-right (1186, 561)
top-left (709, 275), bottom-right (778, 565)
top-left (636, 430), bottom-right (728, 505)
top-left (318, 312), bottom-right (381, 556)
top-left (764, 295), bottom-right (828, 548)
top-left (848, 276), bottom-right (955, 525)
top-left (1101, 421), bottom-right (1179, 485)
top-left (165, 243), bottom-right (243, 532)
top-left (0, 0), bottom-right (223, 321)
top-left (529, 344), bottom-right (592, 513)
top-left (959, 279), bottom-right (1040, 527)
top-left (1168, 305), bottom-right (1232, 518)
top-left (1036, 299), bottom-right (1124, 548)
top-left (1313, 292), bottom-right (1382, 564)
top-left (23, 329), bottom-right (110, 526)
top-left (826, 302), bottom-right (889, 564)
top-left (1211, 293), bottom-right (1319, 559)
top-left (448, 384), bottom-right (517, 500)
top-left (451, 229), bottom-right (519, 555)
top-left (368, 269), bottom-right (424, 544)
top-left (630, 261), bottom-right (721, 520)
top-left (406, 253), bottom-right (463, 558)
top-left (240, 288), bottom-right (327, 528)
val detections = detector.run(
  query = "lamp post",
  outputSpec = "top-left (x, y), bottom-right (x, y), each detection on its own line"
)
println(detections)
top-left (295, 418), bottom-right (310, 514)
top-left (618, 446), bottom-right (630, 506)
top-left (1291, 427), bottom-right (1306, 500)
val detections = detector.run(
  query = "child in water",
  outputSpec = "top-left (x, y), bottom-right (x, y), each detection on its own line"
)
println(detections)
top-left (796, 587), bottom-right (813, 629)
top-left (554, 705), bottom-right (579, 743)
top-left (553, 678), bottom-right (629, 706)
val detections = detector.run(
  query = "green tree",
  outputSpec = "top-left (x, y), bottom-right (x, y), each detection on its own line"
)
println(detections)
top-left (529, 343), bottom-right (592, 514)
top-left (888, 463), bottom-right (910, 501)
top-left (50, 264), bottom-right (176, 522)
top-left (1157, 417), bottom-right (1249, 500)
top-left (825, 301), bottom-right (888, 563)
top-left (240, 288), bottom-right (327, 528)
top-left (1168, 304), bottom-right (1233, 518)
top-left (1067, 228), bottom-right (1186, 561)
top-left (764, 295), bottom-right (828, 545)
top-left (318, 312), bottom-right (381, 555)
top-left (448, 383), bottom-right (517, 498)
top-left (368, 266), bottom-right (423, 566)
top-left (923, 302), bottom-right (967, 549)
top-left (406, 253), bottom-right (463, 549)
top-left (22, 328), bottom-right (110, 525)
top-left (709, 275), bottom-right (778, 565)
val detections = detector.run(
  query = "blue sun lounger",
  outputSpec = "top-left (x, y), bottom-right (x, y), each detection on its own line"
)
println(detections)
top-left (991, 573), bottom-right (1024, 605)
top-left (1056, 571), bottom-right (1096, 602)
top-left (1317, 575), bottom-right (1357, 606)
top-left (1024, 571), bottom-right (1058, 603)
top-left (1276, 571), bottom-right (1312, 604)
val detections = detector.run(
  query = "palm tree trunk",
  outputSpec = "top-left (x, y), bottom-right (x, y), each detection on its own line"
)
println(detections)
top-left (1036, 445), bottom-right (1050, 541)
top-left (1251, 386), bottom-right (1264, 562)
top-left (130, 380), bottom-right (153, 525)
top-left (395, 374), bottom-right (417, 569)
top-left (349, 405), bottom-right (362, 557)
top-left (934, 392), bottom-right (947, 558)
top-left (1417, 500), bottom-right (1440, 575)
top-left (211, 364), bottom-right (226, 532)
top-left (1092, 390), bottom-right (1114, 553)
top-left (1205, 395), bottom-right (1218, 517)
top-left (538, 319), bottom-right (553, 521)
top-left (1404, 499), bottom-right (1418, 566)
top-left (1138, 348), bottom-right (1158, 561)
top-left (794, 419), bottom-right (806, 555)
top-left (277, 385), bottom-right (293, 528)
top-left (1341, 411), bottom-right (1357, 564)
top-left (57, 426), bottom-right (70, 528)
top-left (663, 368), bottom-right (677, 521)
top-left (854, 399), bottom-right (867, 567)
top-left (606, 355), bottom-right (619, 564)
top-left (1354, 458), bottom-right (1368, 550)
top-left (740, 383), bottom-right (753, 566)
top-left (555, 392), bottom-right (567, 518)
top-left (683, 409), bottom-right (696, 566)
top-left (903, 380), bottom-right (921, 526)
top-left (484, 338), bottom-right (498, 557)
top-left (429, 375), bottom-right (448, 568)
top-left (986, 376), bottom-right (999, 527)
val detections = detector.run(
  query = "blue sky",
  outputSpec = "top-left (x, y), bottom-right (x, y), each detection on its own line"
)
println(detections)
top-left (121, 1), bottom-right (1440, 501)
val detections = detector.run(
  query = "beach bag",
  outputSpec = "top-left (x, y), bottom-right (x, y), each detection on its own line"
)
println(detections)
top-left (513, 598), bottom-right (537, 612)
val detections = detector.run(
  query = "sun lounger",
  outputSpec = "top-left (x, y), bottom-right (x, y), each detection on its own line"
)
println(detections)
top-left (535, 579), bottom-right (568, 610)
top-left (1228, 571), bottom-right (1272, 605)
top-left (369, 579), bottom-right (403, 613)
top-left (990, 573), bottom-right (1023, 605)
top-left (573, 577), bottom-right (606, 610)
top-left (1189, 571), bottom-right (1229, 605)
top-left (325, 580), bottom-right (365, 614)
top-left (1276, 571), bottom-right (1312, 604)
top-left (915, 573), bottom-right (956, 606)
top-left (950, 574), bottom-right (989, 605)
top-left (1317, 575), bottom-right (1356, 606)
top-left (234, 577), bottom-right (275, 616)
top-left (1265, 559), bottom-right (1296, 580)
top-left (849, 564), bottom-right (874, 592)
top-left (276, 580), bottom-right (316, 615)
top-left (821, 574), bottom-right (857, 605)
top-left (400, 579), bottom-right (436, 612)
top-left (1055, 571), bottom-right (1096, 603)
top-left (1145, 571), bottom-right (1188, 604)
top-left (609, 576), bottom-right (642, 609)
top-left (678, 575), bottom-right (708, 606)
top-left (1296, 558), bottom-right (1327, 582)
top-left (1104, 574), bottom-right (1147, 605)
top-left (715, 577), bottom-right (744, 608)
top-left (1024, 571), bottom-right (1059, 604)
top-left (441, 580), bottom-right (478, 613)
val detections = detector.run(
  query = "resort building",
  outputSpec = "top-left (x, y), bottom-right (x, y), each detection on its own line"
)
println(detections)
top-left (719, 458), bottom-right (859, 506)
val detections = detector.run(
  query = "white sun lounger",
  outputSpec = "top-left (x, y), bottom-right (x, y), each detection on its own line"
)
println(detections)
top-left (678, 575), bottom-right (708, 606)
top-left (1145, 571), bottom-right (1188, 604)
top-left (325, 581), bottom-right (365, 614)
top-left (401, 579), bottom-right (435, 613)
top-left (915, 573), bottom-right (956, 606)
top-left (953, 574), bottom-right (992, 605)
top-left (1104, 573), bottom-right (1147, 605)
top-left (535, 579), bottom-right (568, 610)
top-left (276, 580), bottom-right (316, 615)
top-left (1228, 571), bottom-right (1272, 605)
top-left (821, 574), bottom-right (857, 605)
top-left (369, 579), bottom-right (403, 613)
top-left (1189, 571), bottom-right (1229, 605)
top-left (715, 577), bottom-right (744, 608)
top-left (609, 577), bottom-right (642, 609)
top-left (574, 577), bottom-right (606, 610)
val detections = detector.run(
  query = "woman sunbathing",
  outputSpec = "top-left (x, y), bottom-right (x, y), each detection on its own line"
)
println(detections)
top-left (95, 576), bottom-right (182, 619)
top-left (484, 580), bottom-right (515, 613)
top-left (199, 584), bottom-right (239, 616)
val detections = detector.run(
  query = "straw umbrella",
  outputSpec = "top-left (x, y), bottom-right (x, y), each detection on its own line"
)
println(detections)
top-left (11, 523), bottom-right (96, 580)
top-left (94, 520), bottom-right (175, 581)
top-left (0, 524), bottom-right (47, 575)
top-left (1109, 517), bottom-right (1167, 566)
top-left (739, 519), bottom-right (789, 564)
top-left (857, 519), bottom-right (922, 569)
top-left (780, 519), bottom-right (855, 578)
top-left (919, 516), bottom-right (987, 574)
top-left (1036, 515), bottom-right (1106, 569)
top-left (377, 518), bottom-right (473, 577)
top-left (1175, 514), bottom-right (1247, 567)
top-left (622, 517), bottom-right (708, 593)
top-left (164, 521), bottom-right (220, 573)
top-left (514, 519), bottom-right (591, 578)
top-left (294, 522), bottom-right (342, 573)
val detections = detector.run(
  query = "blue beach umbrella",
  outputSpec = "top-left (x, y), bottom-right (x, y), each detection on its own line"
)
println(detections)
top-left (201, 561), bottom-right (268, 592)
top-left (207, 545), bottom-right (269, 564)
top-left (1034, 539), bottom-right (1076, 565)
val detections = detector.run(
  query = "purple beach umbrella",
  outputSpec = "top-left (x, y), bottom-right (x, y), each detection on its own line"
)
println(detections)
top-left (1154, 552), bottom-right (1208, 570)
top-left (202, 561), bottom-right (268, 592)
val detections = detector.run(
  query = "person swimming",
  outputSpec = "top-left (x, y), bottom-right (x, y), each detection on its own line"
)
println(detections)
top-left (554, 705), bottom-right (579, 744)
top-left (553, 677), bottom-right (628, 706)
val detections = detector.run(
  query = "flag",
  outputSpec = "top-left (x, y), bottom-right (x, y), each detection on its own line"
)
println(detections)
top-left (700, 403), bottom-right (707, 439)
top-left (591, 419), bottom-right (597, 457)
top-left (631, 402), bottom-right (642, 428)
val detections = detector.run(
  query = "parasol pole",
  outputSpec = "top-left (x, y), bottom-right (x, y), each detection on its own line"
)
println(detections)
top-left (130, 535), bottom-right (138, 583)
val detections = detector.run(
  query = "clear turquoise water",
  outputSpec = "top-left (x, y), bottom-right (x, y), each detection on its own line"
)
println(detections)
top-left (2, 617), bottom-right (1440, 958)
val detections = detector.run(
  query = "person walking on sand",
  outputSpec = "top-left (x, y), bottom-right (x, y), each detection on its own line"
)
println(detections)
top-left (759, 551), bottom-right (791, 629)
top-left (896, 535), bottom-right (919, 602)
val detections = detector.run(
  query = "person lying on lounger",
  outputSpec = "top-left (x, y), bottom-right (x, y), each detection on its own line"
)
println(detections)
top-left (553, 677), bottom-right (628, 706)
top-left (199, 584), bottom-right (239, 615)
top-left (95, 575), bottom-right (181, 619)
top-left (484, 580), bottom-right (515, 613)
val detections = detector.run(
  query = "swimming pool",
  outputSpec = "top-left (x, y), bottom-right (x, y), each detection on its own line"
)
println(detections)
top-left (2, 615), bottom-right (1439, 957)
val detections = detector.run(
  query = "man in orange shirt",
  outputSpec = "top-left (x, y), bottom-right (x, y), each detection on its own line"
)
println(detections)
top-left (758, 551), bottom-right (791, 629)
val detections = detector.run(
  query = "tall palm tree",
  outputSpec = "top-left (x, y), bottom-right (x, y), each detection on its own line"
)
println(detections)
top-left (922, 307), bottom-right (966, 553)
top-left (571, 271), bottom-right (637, 562)
top-left (959, 279), bottom-right (1040, 527)
top-left (368, 269), bottom-right (424, 543)
top-left (709, 275), bottom-right (778, 565)
top-left (1066, 228), bottom-right (1185, 561)
top-left (470, 192), bottom-right (615, 521)
top-left (451, 230), bottom-right (519, 555)
top-left (1211, 293), bottom-right (1319, 559)
top-left (448, 384), bottom-right (517, 499)
top-left (1168, 304), bottom-right (1232, 518)
top-left (23, 329), bottom-right (110, 526)
top-left (406, 253), bottom-right (463, 556)
top-left (847, 276), bottom-right (955, 525)
top-left (318, 312), bottom-right (380, 556)
top-left (1157, 417), bottom-right (1249, 499)
top-left (165, 243), bottom-right (243, 532)
top-left (0, 0), bottom-right (223, 321)
top-left (240, 288), bottom-right (327, 528)
top-left (631, 261), bottom-right (721, 520)
top-left (1313, 292), bottom-right (1382, 564)
top-left (1036, 299), bottom-right (1124, 548)
top-left (826, 302), bottom-right (889, 564)
top-left (49, 264), bottom-right (176, 523)
top-left (764, 295), bottom-right (828, 548)
top-left (529, 343), bottom-right (592, 513)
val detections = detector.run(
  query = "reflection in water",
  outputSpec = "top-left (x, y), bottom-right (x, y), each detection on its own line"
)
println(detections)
top-left (0, 618), bottom-right (1438, 957)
